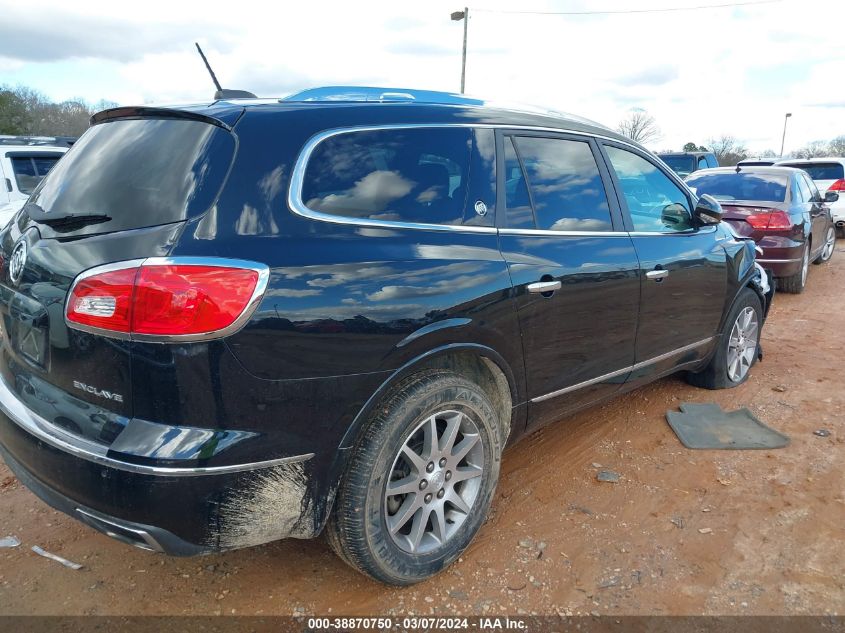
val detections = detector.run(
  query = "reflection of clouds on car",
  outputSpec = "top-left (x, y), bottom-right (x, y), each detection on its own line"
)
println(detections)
top-left (548, 217), bottom-right (613, 232)
top-left (307, 169), bottom-right (415, 216)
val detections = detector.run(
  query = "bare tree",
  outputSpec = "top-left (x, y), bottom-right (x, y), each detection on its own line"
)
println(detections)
top-left (706, 135), bottom-right (749, 166)
top-left (794, 140), bottom-right (831, 159)
top-left (828, 135), bottom-right (845, 156)
top-left (617, 108), bottom-right (661, 145)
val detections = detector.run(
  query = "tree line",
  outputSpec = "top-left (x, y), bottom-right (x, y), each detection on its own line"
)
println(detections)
top-left (616, 108), bottom-right (844, 165)
top-left (0, 84), bottom-right (117, 137)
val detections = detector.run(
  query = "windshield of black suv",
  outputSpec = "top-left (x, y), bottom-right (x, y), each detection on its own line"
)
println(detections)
top-left (8, 153), bottom-right (62, 194)
top-left (26, 117), bottom-right (235, 235)
top-left (660, 155), bottom-right (695, 175)
top-left (686, 171), bottom-right (788, 202)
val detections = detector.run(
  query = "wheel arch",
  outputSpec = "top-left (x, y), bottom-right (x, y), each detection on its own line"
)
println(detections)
top-left (315, 343), bottom-right (520, 535)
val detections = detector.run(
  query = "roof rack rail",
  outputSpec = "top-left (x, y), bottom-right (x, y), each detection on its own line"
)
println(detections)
top-left (279, 86), bottom-right (610, 131)
top-left (0, 135), bottom-right (76, 147)
top-left (280, 86), bottom-right (485, 106)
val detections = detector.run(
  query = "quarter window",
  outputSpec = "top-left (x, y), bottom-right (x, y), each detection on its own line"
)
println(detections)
top-left (794, 175), bottom-right (812, 203)
top-left (503, 136), bottom-right (534, 229)
top-left (512, 136), bottom-right (612, 232)
top-left (301, 127), bottom-right (494, 227)
top-left (605, 146), bottom-right (694, 233)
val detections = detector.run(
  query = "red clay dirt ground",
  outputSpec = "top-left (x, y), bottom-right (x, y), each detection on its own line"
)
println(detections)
top-left (1, 246), bottom-right (843, 617)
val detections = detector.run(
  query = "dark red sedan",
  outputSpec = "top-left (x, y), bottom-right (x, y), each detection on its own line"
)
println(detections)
top-left (686, 166), bottom-right (838, 293)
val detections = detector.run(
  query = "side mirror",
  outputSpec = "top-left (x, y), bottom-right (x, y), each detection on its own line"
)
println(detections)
top-left (824, 191), bottom-right (840, 203)
top-left (693, 194), bottom-right (722, 225)
top-left (661, 203), bottom-right (691, 228)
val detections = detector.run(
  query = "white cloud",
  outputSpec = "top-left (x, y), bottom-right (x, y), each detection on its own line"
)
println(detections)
top-left (1, 0), bottom-right (843, 153)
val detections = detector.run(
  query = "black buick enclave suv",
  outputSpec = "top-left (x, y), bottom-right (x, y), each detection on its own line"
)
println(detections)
top-left (0, 88), bottom-right (772, 585)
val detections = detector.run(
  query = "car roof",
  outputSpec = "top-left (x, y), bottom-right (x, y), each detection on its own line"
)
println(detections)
top-left (776, 157), bottom-right (845, 165)
top-left (658, 151), bottom-right (713, 156)
top-left (92, 86), bottom-right (636, 148)
top-left (1, 145), bottom-right (68, 154)
top-left (688, 166), bottom-right (803, 176)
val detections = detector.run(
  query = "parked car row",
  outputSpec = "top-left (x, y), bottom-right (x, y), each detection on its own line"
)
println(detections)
top-left (0, 88), bottom-right (782, 585)
top-left (0, 138), bottom-right (69, 227)
top-left (686, 164), bottom-right (839, 293)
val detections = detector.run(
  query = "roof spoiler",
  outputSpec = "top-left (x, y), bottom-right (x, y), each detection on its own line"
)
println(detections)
top-left (90, 106), bottom-right (233, 131)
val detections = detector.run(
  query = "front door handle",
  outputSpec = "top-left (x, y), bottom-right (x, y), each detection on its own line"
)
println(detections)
top-left (527, 280), bottom-right (562, 294)
top-left (646, 269), bottom-right (669, 281)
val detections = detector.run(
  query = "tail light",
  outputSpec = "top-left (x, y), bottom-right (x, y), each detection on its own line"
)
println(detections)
top-left (66, 258), bottom-right (268, 341)
top-left (746, 210), bottom-right (792, 230)
top-left (828, 179), bottom-right (845, 191)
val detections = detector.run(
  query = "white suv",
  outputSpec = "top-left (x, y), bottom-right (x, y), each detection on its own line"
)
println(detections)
top-left (0, 138), bottom-right (69, 227)
top-left (777, 158), bottom-right (845, 236)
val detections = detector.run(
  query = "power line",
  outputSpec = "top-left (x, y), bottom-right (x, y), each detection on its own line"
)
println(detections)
top-left (472, 0), bottom-right (781, 16)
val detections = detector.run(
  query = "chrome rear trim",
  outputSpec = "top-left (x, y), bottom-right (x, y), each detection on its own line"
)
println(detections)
top-left (0, 374), bottom-right (313, 477)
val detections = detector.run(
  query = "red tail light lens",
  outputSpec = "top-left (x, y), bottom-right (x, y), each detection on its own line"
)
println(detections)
top-left (828, 179), bottom-right (845, 191)
top-left (746, 210), bottom-right (791, 230)
top-left (66, 260), bottom-right (267, 340)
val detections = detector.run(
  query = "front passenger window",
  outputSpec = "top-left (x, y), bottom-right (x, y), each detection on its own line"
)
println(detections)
top-left (605, 146), bottom-right (694, 233)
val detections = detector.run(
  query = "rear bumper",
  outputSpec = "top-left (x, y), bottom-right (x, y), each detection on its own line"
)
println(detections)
top-left (0, 373), bottom-right (319, 554)
top-left (755, 237), bottom-right (805, 278)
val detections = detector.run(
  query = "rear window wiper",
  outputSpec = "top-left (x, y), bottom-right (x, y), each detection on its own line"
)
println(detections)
top-left (37, 214), bottom-right (112, 232)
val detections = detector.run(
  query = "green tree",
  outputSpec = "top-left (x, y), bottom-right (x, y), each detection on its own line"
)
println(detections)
top-left (0, 88), bottom-right (31, 134)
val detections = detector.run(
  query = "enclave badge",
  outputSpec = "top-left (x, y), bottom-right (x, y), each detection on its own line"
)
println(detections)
top-left (9, 240), bottom-right (27, 285)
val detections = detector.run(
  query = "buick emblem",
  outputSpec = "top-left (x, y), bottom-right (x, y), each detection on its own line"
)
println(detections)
top-left (9, 240), bottom-right (27, 285)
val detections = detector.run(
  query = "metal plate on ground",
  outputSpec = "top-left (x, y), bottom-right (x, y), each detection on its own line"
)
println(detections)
top-left (666, 402), bottom-right (790, 450)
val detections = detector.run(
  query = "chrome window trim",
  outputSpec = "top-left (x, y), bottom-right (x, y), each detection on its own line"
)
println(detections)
top-left (498, 228), bottom-right (627, 237)
top-left (530, 337), bottom-right (714, 404)
top-left (0, 372), bottom-right (312, 477)
top-left (288, 123), bottom-right (657, 235)
top-left (64, 256), bottom-right (270, 344)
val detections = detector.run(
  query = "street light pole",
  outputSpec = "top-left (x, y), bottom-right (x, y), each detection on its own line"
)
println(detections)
top-left (779, 112), bottom-right (792, 158)
top-left (451, 8), bottom-right (468, 93)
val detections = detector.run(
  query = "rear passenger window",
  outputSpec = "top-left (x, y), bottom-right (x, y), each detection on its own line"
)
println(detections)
top-left (503, 136), bottom-right (534, 229)
top-left (794, 175), bottom-right (812, 203)
top-left (301, 127), bottom-right (494, 227)
top-left (513, 136), bottom-right (612, 231)
top-left (604, 146), bottom-right (694, 233)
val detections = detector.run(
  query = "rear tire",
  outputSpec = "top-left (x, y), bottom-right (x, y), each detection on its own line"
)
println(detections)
top-left (326, 370), bottom-right (505, 585)
top-left (813, 226), bottom-right (836, 264)
top-left (686, 288), bottom-right (762, 390)
top-left (777, 243), bottom-right (809, 294)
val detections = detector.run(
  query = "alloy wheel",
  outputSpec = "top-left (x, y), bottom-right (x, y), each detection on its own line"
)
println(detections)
top-left (821, 227), bottom-right (836, 261)
top-left (384, 410), bottom-right (484, 554)
top-left (727, 306), bottom-right (759, 382)
top-left (801, 246), bottom-right (809, 286)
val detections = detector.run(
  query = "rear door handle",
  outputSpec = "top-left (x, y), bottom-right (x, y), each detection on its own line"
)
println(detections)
top-left (646, 269), bottom-right (669, 281)
top-left (527, 280), bottom-right (562, 294)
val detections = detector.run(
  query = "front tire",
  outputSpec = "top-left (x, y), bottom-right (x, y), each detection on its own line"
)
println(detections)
top-left (326, 370), bottom-right (505, 585)
top-left (686, 288), bottom-right (762, 390)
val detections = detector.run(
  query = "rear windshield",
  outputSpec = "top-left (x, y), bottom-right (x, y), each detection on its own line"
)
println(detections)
top-left (8, 154), bottom-right (62, 194)
top-left (26, 118), bottom-right (235, 234)
top-left (686, 171), bottom-right (788, 203)
top-left (780, 162), bottom-right (844, 181)
top-left (659, 155), bottom-right (695, 175)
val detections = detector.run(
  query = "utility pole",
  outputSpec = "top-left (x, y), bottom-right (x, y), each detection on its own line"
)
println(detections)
top-left (451, 8), bottom-right (469, 93)
top-left (779, 112), bottom-right (792, 158)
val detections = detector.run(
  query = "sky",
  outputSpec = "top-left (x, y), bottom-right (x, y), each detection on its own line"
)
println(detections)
top-left (0, 0), bottom-right (842, 154)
